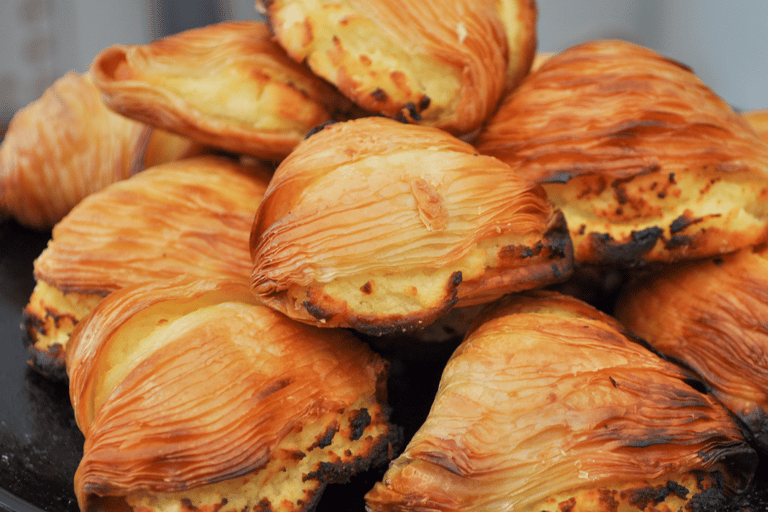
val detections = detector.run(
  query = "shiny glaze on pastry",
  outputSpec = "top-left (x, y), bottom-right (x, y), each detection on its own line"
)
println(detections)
top-left (616, 244), bottom-right (768, 452)
top-left (365, 291), bottom-right (757, 512)
top-left (476, 39), bottom-right (768, 266)
top-left (67, 278), bottom-right (399, 512)
top-left (257, 0), bottom-right (516, 137)
top-left (23, 155), bottom-right (271, 379)
top-left (250, 117), bottom-right (573, 336)
top-left (91, 20), bottom-right (362, 161)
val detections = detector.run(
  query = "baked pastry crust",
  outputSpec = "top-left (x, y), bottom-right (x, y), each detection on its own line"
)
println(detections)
top-left (23, 155), bottom-right (271, 379)
top-left (615, 244), bottom-right (768, 452)
top-left (743, 109), bottom-right (768, 144)
top-left (365, 291), bottom-right (757, 512)
top-left (90, 20), bottom-right (361, 161)
top-left (67, 278), bottom-right (399, 512)
top-left (250, 117), bottom-right (573, 336)
top-left (257, 0), bottom-right (512, 137)
top-left (476, 39), bottom-right (768, 266)
top-left (0, 71), bottom-right (150, 229)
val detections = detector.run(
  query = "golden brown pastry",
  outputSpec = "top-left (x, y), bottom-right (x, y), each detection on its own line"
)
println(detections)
top-left (250, 117), bottom-right (573, 336)
top-left (257, 0), bottom-right (519, 137)
top-left (365, 291), bottom-right (757, 512)
top-left (23, 155), bottom-right (271, 379)
top-left (90, 20), bottom-right (362, 162)
top-left (494, 0), bottom-right (538, 91)
top-left (743, 108), bottom-right (768, 144)
top-left (67, 278), bottom-right (400, 512)
top-left (615, 243), bottom-right (768, 453)
top-left (0, 71), bottom-right (150, 230)
top-left (475, 39), bottom-right (768, 267)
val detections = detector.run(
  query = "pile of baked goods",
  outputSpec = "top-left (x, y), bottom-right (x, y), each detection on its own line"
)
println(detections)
top-left (2, 0), bottom-right (768, 511)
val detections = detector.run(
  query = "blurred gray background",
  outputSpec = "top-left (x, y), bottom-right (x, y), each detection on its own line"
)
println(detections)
top-left (1, 0), bottom-right (766, 128)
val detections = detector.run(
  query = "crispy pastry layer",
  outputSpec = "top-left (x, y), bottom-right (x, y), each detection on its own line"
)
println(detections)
top-left (743, 109), bottom-right (768, 144)
top-left (0, 71), bottom-right (150, 229)
top-left (493, 0), bottom-right (538, 92)
top-left (90, 20), bottom-right (362, 161)
top-left (250, 117), bottom-right (573, 336)
top-left (67, 279), bottom-right (399, 512)
top-left (24, 155), bottom-right (271, 379)
top-left (365, 291), bottom-right (757, 512)
top-left (257, 0), bottom-right (512, 137)
top-left (475, 39), bottom-right (768, 266)
top-left (615, 244), bottom-right (768, 453)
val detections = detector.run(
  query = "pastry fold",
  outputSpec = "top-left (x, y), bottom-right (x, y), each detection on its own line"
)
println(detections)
top-left (257, 0), bottom-right (517, 137)
top-left (90, 20), bottom-right (361, 161)
top-left (23, 155), bottom-right (271, 379)
top-left (67, 278), bottom-right (399, 512)
top-left (1, 71), bottom-right (149, 229)
top-left (250, 117), bottom-right (573, 336)
top-left (365, 291), bottom-right (757, 512)
top-left (476, 39), bottom-right (768, 266)
top-left (615, 244), bottom-right (768, 452)
top-left (743, 109), bottom-right (768, 144)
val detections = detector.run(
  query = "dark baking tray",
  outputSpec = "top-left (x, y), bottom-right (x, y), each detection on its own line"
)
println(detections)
top-left (2, 216), bottom-right (768, 512)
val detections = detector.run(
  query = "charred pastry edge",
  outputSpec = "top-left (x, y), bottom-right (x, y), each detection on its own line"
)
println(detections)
top-left (21, 306), bottom-right (70, 381)
top-left (302, 271), bottom-right (463, 337)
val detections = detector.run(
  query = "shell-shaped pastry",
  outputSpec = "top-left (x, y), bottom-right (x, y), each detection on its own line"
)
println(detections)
top-left (67, 278), bottom-right (400, 512)
top-left (257, 0), bottom-right (512, 137)
top-left (23, 155), bottom-right (271, 379)
top-left (615, 244), bottom-right (768, 453)
top-left (475, 39), bottom-right (768, 266)
top-left (90, 20), bottom-right (363, 162)
top-left (743, 109), bottom-right (768, 144)
top-left (494, 0), bottom-right (538, 91)
top-left (0, 71), bottom-right (150, 230)
top-left (365, 291), bottom-right (757, 512)
top-left (250, 117), bottom-right (573, 336)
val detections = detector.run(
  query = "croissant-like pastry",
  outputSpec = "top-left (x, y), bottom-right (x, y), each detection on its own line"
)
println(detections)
top-left (365, 291), bottom-right (757, 512)
top-left (256, 0), bottom-right (519, 137)
top-left (250, 117), bottom-right (573, 336)
top-left (475, 39), bottom-right (768, 266)
top-left (743, 109), bottom-right (768, 144)
top-left (90, 20), bottom-right (363, 162)
top-left (67, 278), bottom-right (400, 512)
top-left (0, 71), bottom-right (150, 229)
top-left (23, 155), bottom-right (271, 379)
top-left (615, 244), bottom-right (768, 452)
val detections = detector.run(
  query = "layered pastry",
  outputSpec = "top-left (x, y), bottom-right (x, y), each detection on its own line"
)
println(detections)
top-left (67, 278), bottom-right (400, 512)
top-left (476, 39), bottom-right (768, 266)
top-left (743, 109), bottom-right (768, 144)
top-left (365, 291), bottom-right (757, 512)
top-left (615, 243), bottom-right (768, 452)
top-left (250, 117), bottom-right (573, 336)
top-left (257, 0), bottom-right (531, 137)
top-left (23, 155), bottom-right (271, 379)
top-left (0, 71), bottom-right (199, 230)
top-left (90, 20), bottom-right (363, 161)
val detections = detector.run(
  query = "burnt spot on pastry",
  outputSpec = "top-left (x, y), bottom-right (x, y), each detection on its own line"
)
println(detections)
top-left (588, 226), bottom-right (664, 266)
top-left (349, 408), bottom-right (371, 441)
top-left (360, 280), bottom-right (375, 295)
top-left (665, 233), bottom-right (696, 251)
top-left (254, 377), bottom-right (294, 401)
top-left (557, 497), bottom-right (576, 512)
top-left (309, 422), bottom-right (339, 450)
top-left (670, 210), bottom-right (705, 234)
top-left (370, 88), bottom-right (388, 102)
top-left (304, 120), bottom-right (339, 140)
top-left (395, 102), bottom-right (422, 123)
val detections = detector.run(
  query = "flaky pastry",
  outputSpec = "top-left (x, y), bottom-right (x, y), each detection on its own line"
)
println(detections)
top-left (67, 278), bottom-right (400, 512)
top-left (0, 71), bottom-right (149, 229)
top-left (90, 20), bottom-right (361, 161)
top-left (365, 291), bottom-right (757, 512)
top-left (250, 117), bottom-right (573, 336)
top-left (257, 0), bottom-right (515, 137)
top-left (23, 155), bottom-right (271, 379)
top-left (615, 244), bottom-right (768, 452)
top-left (476, 39), bottom-right (768, 266)
top-left (743, 109), bottom-right (768, 144)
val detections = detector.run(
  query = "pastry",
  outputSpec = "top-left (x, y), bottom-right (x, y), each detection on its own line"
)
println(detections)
top-left (475, 39), bottom-right (768, 266)
top-left (257, 0), bottom-right (524, 137)
top-left (743, 108), bottom-right (768, 144)
top-left (90, 20), bottom-right (363, 161)
top-left (23, 155), bottom-right (271, 379)
top-left (365, 291), bottom-right (757, 512)
top-left (0, 71), bottom-right (149, 229)
top-left (250, 117), bottom-right (573, 336)
top-left (615, 243), bottom-right (768, 452)
top-left (67, 278), bottom-right (400, 512)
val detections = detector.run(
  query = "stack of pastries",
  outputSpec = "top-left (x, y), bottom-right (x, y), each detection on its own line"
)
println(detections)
top-left (2, 1), bottom-right (768, 511)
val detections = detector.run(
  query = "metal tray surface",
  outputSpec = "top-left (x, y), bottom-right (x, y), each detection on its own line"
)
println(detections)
top-left (1, 217), bottom-right (768, 512)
